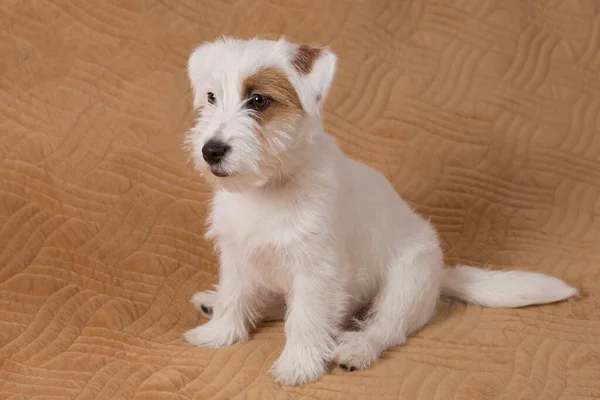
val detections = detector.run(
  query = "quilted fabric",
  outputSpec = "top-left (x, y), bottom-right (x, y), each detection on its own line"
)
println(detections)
top-left (1, 1), bottom-right (599, 399)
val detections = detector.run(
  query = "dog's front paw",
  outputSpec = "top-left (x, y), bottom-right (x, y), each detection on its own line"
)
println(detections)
top-left (183, 320), bottom-right (248, 348)
top-left (269, 345), bottom-right (327, 386)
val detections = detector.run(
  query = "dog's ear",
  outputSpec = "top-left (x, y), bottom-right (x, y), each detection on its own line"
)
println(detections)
top-left (187, 41), bottom-right (222, 109)
top-left (291, 45), bottom-right (337, 112)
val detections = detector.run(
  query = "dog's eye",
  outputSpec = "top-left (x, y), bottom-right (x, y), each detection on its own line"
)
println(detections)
top-left (207, 92), bottom-right (216, 104)
top-left (248, 94), bottom-right (270, 111)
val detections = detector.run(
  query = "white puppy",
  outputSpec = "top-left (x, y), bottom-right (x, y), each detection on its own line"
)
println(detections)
top-left (182, 37), bottom-right (578, 386)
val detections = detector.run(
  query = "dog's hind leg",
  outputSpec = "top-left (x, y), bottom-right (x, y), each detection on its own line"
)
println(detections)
top-left (191, 290), bottom-right (217, 319)
top-left (334, 248), bottom-right (442, 371)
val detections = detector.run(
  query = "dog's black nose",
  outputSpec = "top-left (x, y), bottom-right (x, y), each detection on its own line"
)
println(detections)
top-left (202, 140), bottom-right (230, 165)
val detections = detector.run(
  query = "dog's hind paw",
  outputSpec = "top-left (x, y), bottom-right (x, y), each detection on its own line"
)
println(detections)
top-left (190, 290), bottom-right (217, 319)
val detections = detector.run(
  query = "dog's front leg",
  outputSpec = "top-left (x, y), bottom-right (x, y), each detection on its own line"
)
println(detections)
top-left (270, 258), bottom-right (345, 386)
top-left (184, 247), bottom-right (258, 348)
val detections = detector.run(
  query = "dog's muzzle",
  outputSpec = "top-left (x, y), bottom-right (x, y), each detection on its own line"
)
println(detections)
top-left (202, 139), bottom-right (231, 177)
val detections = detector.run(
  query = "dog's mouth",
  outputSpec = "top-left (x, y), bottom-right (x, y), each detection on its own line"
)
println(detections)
top-left (210, 167), bottom-right (230, 178)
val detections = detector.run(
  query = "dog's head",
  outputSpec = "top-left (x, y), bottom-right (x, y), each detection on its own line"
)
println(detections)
top-left (185, 37), bottom-right (337, 190)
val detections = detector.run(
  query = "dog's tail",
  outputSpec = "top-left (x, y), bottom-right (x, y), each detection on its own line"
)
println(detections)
top-left (441, 265), bottom-right (578, 308)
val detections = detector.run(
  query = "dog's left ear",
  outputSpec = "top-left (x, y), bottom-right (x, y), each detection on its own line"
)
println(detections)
top-left (291, 45), bottom-right (337, 112)
top-left (187, 41), bottom-right (222, 109)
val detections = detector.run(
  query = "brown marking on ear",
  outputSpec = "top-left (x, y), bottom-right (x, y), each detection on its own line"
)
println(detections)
top-left (242, 66), bottom-right (303, 131)
top-left (292, 45), bottom-right (322, 75)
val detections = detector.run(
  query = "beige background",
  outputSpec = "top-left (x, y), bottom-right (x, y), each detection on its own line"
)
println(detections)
top-left (1, 1), bottom-right (599, 399)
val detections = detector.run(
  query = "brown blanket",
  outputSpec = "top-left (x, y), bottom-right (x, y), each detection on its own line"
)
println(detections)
top-left (1, 1), bottom-right (599, 399)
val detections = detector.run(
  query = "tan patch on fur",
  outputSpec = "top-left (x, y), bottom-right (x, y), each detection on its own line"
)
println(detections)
top-left (242, 67), bottom-right (302, 131)
top-left (292, 45), bottom-right (322, 75)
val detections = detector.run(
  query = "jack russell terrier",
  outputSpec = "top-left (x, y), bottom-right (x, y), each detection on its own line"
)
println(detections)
top-left (182, 37), bottom-right (578, 386)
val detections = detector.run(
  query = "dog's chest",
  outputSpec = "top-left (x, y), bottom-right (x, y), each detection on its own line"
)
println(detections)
top-left (210, 195), bottom-right (303, 246)
top-left (208, 192), bottom-right (314, 290)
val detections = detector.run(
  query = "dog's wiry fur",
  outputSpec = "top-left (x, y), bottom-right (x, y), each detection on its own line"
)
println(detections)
top-left (183, 37), bottom-right (578, 386)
